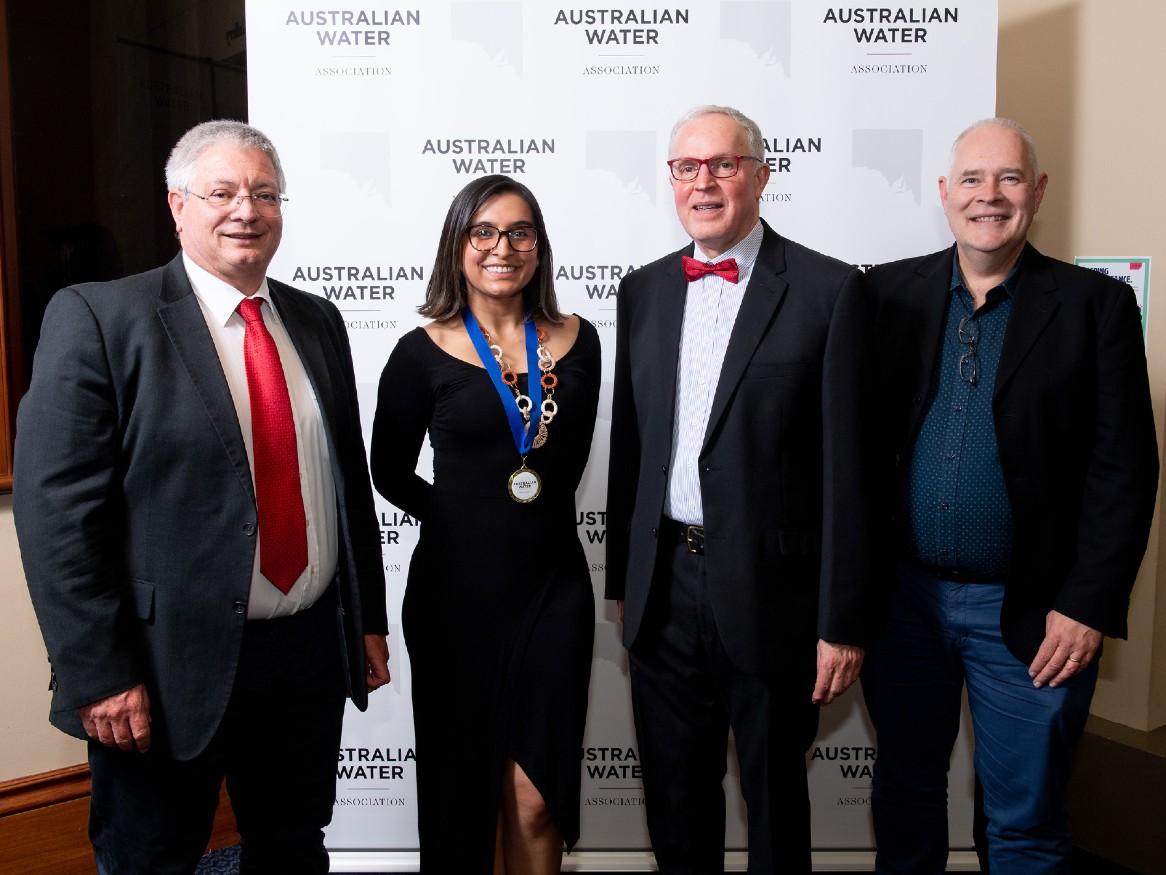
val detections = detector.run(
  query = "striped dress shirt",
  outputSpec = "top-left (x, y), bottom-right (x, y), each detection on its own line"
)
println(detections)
top-left (664, 221), bottom-right (764, 525)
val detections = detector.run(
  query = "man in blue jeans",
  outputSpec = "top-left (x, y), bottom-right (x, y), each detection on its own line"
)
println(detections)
top-left (862, 118), bottom-right (1158, 873)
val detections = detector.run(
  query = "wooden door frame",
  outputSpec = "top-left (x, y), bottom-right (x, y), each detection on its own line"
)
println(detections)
top-left (0, 0), bottom-right (25, 493)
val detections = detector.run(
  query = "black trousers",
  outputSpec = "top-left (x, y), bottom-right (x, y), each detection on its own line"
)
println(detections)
top-left (88, 587), bottom-right (347, 875)
top-left (629, 538), bottom-right (819, 875)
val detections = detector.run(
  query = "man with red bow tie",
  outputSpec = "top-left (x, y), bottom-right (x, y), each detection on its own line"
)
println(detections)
top-left (606, 105), bottom-right (873, 874)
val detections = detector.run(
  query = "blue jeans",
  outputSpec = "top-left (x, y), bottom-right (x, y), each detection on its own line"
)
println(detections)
top-left (861, 565), bottom-right (1097, 874)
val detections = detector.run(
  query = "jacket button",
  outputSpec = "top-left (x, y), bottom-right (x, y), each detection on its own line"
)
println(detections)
top-left (661, 464), bottom-right (667, 473)
top-left (233, 600), bottom-right (246, 615)
top-left (912, 394), bottom-right (923, 404)
top-left (243, 521), bottom-right (256, 536)
top-left (650, 527), bottom-right (657, 537)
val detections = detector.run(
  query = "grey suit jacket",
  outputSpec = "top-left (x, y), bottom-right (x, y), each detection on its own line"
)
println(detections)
top-left (14, 254), bottom-right (386, 759)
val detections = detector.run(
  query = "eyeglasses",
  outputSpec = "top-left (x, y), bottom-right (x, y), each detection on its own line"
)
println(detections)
top-left (667, 155), bottom-right (763, 182)
top-left (958, 314), bottom-right (979, 384)
top-left (186, 189), bottom-right (288, 217)
top-left (466, 224), bottom-right (538, 252)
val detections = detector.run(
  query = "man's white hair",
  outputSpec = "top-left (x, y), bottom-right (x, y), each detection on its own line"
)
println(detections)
top-left (949, 117), bottom-right (1041, 178)
top-left (669, 105), bottom-right (765, 159)
top-left (165, 119), bottom-right (286, 194)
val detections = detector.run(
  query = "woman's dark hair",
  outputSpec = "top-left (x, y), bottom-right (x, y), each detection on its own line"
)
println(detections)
top-left (419, 174), bottom-right (561, 322)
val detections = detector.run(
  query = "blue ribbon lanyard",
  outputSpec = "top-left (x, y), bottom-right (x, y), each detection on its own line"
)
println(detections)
top-left (462, 310), bottom-right (543, 456)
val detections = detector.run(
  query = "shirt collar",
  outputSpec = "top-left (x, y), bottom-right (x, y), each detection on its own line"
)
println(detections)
top-left (950, 245), bottom-right (1024, 297)
top-left (182, 252), bottom-right (275, 328)
top-left (694, 221), bottom-right (764, 273)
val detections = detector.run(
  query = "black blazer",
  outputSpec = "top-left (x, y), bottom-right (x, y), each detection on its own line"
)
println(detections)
top-left (14, 254), bottom-right (387, 760)
top-left (868, 244), bottom-right (1158, 663)
top-left (606, 221), bottom-right (872, 674)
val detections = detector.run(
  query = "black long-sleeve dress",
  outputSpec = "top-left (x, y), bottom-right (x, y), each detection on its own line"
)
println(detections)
top-left (370, 318), bottom-right (600, 872)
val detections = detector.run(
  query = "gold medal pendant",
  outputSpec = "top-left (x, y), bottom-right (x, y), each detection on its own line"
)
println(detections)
top-left (508, 462), bottom-right (542, 503)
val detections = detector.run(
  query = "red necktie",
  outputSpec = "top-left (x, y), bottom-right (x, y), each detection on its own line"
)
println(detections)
top-left (238, 297), bottom-right (308, 594)
top-left (682, 255), bottom-right (740, 284)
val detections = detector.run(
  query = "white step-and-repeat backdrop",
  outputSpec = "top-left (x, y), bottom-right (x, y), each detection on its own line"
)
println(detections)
top-left (246, 0), bottom-right (997, 864)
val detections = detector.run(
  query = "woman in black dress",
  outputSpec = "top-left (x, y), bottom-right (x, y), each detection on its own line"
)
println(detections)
top-left (370, 175), bottom-right (600, 874)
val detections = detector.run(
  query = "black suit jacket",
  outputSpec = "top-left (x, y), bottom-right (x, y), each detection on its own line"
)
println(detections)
top-left (606, 221), bottom-right (872, 675)
top-left (14, 254), bottom-right (387, 760)
top-left (869, 244), bottom-right (1158, 663)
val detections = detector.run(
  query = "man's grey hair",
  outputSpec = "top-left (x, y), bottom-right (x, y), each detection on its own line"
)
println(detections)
top-left (669, 105), bottom-right (765, 160)
top-left (165, 119), bottom-right (287, 194)
top-left (950, 117), bottom-right (1041, 178)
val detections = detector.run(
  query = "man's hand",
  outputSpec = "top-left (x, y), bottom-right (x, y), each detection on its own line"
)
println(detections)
top-left (1029, 611), bottom-right (1102, 689)
top-left (364, 634), bottom-right (391, 691)
top-left (812, 640), bottom-right (864, 705)
top-left (79, 683), bottom-right (151, 752)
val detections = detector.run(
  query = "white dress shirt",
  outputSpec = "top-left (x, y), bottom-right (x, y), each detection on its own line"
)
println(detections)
top-left (664, 221), bottom-right (765, 525)
top-left (184, 254), bottom-right (338, 618)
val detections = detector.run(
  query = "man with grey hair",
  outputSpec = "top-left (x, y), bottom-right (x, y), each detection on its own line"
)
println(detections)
top-left (606, 105), bottom-right (872, 872)
top-left (862, 117), bottom-right (1157, 872)
top-left (15, 119), bottom-right (389, 873)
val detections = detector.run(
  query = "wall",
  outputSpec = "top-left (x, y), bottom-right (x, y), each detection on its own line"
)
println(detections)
top-left (998, 0), bottom-right (1166, 731)
top-left (0, 497), bottom-right (85, 781)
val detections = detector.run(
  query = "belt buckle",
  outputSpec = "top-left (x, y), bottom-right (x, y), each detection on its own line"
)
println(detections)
top-left (685, 525), bottom-right (705, 554)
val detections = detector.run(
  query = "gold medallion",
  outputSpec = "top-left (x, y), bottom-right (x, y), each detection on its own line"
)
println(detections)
top-left (507, 465), bottom-right (542, 503)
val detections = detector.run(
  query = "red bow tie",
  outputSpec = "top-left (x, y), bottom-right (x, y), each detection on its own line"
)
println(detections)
top-left (682, 255), bottom-right (739, 284)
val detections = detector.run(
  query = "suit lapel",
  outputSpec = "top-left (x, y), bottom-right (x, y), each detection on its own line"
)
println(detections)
top-left (906, 250), bottom-right (954, 436)
top-left (994, 244), bottom-right (1059, 398)
top-left (155, 255), bottom-right (255, 505)
top-left (702, 225), bottom-right (788, 448)
top-left (270, 282), bottom-right (341, 442)
top-left (654, 250), bottom-right (690, 443)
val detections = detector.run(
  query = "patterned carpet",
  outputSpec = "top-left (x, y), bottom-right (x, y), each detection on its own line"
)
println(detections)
top-left (194, 846), bottom-right (381, 874)
top-left (194, 845), bottom-right (240, 874)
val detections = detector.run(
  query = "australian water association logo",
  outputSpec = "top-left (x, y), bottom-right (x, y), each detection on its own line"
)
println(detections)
top-left (824, 6), bottom-right (958, 43)
top-left (810, 744), bottom-right (875, 806)
top-left (762, 134), bottom-right (823, 175)
top-left (555, 7), bottom-right (689, 45)
top-left (757, 132), bottom-right (825, 204)
top-left (581, 745), bottom-right (645, 807)
top-left (284, 8), bottom-right (422, 76)
top-left (293, 263), bottom-right (424, 332)
top-left (422, 137), bottom-right (555, 175)
top-left (576, 509), bottom-right (609, 546)
top-left (378, 508), bottom-right (420, 548)
top-left (286, 8), bottom-right (421, 46)
top-left (337, 745), bottom-right (416, 781)
top-left (557, 261), bottom-right (639, 329)
top-left (556, 7), bottom-right (691, 76)
top-left (820, 5), bottom-right (960, 74)
top-left (335, 745), bottom-right (414, 807)
top-left (559, 265), bottom-right (635, 305)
